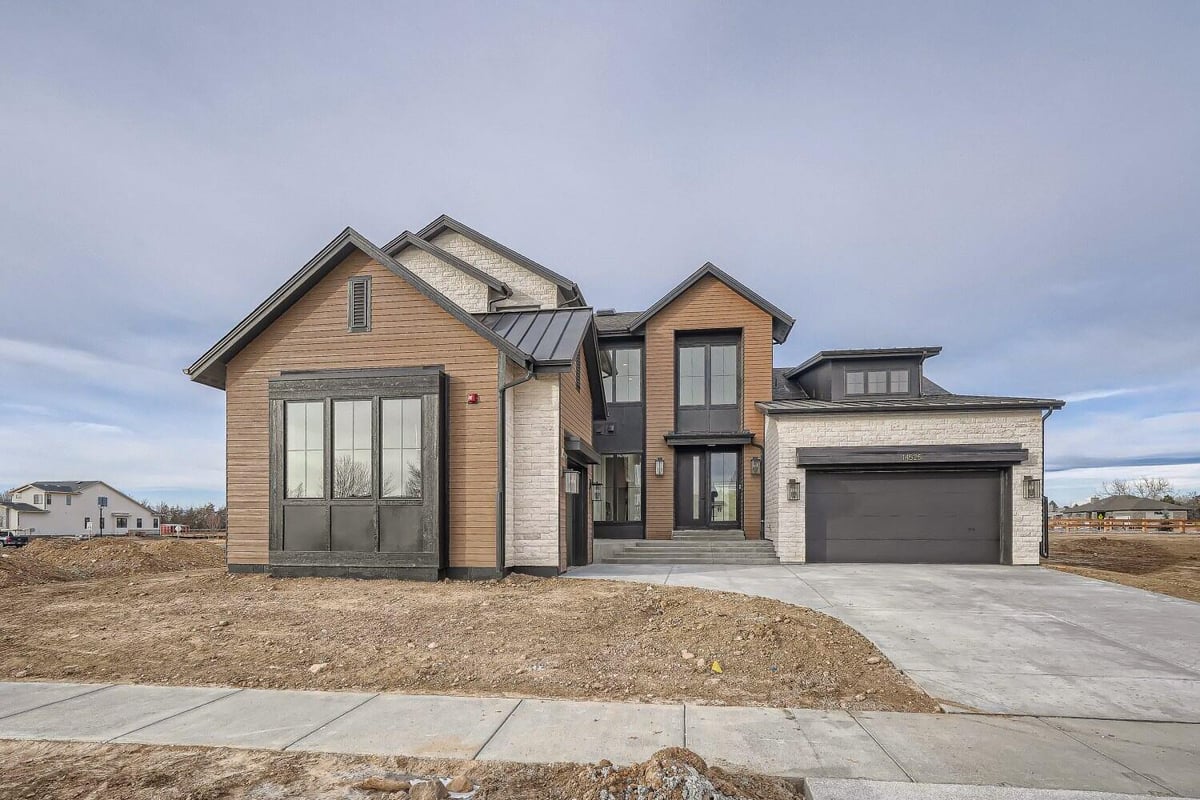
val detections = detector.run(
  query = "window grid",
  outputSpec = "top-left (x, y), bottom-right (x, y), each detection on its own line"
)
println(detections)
top-left (333, 400), bottom-right (373, 498)
top-left (285, 401), bottom-right (325, 498)
top-left (382, 398), bottom-right (423, 498)
top-left (603, 348), bottom-right (642, 403)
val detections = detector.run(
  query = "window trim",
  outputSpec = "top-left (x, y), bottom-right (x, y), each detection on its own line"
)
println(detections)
top-left (592, 453), bottom-right (644, 523)
top-left (675, 335), bottom-right (741, 411)
top-left (845, 367), bottom-right (913, 397)
top-left (347, 276), bottom-right (372, 333)
top-left (602, 345), bottom-right (644, 405)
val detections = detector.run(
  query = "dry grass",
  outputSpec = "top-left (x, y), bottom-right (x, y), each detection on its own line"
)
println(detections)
top-left (0, 740), bottom-right (803, 800)
top-left (0, 541), bottom-right (936, 712)
top-left (1044, 533), bottom-right (1200, 602)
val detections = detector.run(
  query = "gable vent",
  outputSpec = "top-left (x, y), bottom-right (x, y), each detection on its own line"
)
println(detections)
top-left (347, 276), bottom-right (371, 332)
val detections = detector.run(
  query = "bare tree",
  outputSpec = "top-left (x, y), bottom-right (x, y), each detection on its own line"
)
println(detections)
top-left (333, 455), bottom-right (371, 498)
top-left (1099, 476), bottom-right (1176, 500)
top-left (0, 488), bottom-right (12, 503)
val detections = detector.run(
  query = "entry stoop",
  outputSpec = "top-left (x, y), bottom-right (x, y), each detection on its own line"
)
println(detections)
top-left (600, 530), bottom-right (780, 564)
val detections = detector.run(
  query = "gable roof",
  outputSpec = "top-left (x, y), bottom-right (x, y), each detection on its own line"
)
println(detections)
top-left (185, 228), bottom-right (535, 390)
top-left (382, 231), bottom-right (512, 295)
top-left (476, 308), bottom-right (608, 418)
top-left (783, 347), bottom-right (943, 380)
top-left (25, 481), bottom-right (98, 494)
top-left (628, 262), bottom-right (795, 344)
top-left (417, 214), bottom-right (584, 305)
top-left (1064, 495), bottom-right (1189, 513)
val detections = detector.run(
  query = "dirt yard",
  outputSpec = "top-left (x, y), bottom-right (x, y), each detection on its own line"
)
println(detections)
top-left (0, 740), bottom-right (802, 800)
top-left (0, 537), bottom-right (224, 588)
top-left (1045, 532), bottom-right (1200, 602)
top-left (0, 541), bottom-right (935, 712)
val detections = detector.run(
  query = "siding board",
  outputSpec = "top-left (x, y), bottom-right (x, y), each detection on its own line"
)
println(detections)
top-left (225, 251), bottom-right (500, 568)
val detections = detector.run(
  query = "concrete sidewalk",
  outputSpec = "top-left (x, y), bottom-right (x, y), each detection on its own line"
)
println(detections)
top-left (1, 682), bottom-right (1198, 797)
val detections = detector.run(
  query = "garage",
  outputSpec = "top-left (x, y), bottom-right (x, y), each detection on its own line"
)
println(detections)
top-left (805, 467), bottom-right (1007, 564)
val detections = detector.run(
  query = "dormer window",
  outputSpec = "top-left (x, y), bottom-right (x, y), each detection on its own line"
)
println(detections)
top-left (846, 369), bottom-right (911, 396)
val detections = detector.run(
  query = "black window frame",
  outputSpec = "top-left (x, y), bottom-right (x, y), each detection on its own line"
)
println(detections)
top-left (674, 333), bottom-right (741, 423)
top-left (845, 368), bottom-right (912, 397)
top-left (601, 345), bottom-right (644, 404)
top-left (592, 453), bottom-right (644, 523)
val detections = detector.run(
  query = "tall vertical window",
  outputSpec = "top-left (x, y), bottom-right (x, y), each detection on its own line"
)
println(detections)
top-left (602, 348), bottom-right (642, 403)
top-left (333, 400), bottom-right (372, 498)
top-left (710, 344), bottom-right (737, 405)
top-left (678, 346), bottom-right (706, 406)
top-left (285, 401), bottom-right (325, 498)
top-left (382, 398), bottom-right (423, 498)
top-left (65, 495), bottom-right (71, 506)
top-left (593, 454), bottom-right (642, 522)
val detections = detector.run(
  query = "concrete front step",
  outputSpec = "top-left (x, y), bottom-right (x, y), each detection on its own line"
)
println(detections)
top-left (671, 530), bottom-right (746, 540)
top-left (628, 542), bottom-right (777, 549)
top-left (601, 556), bottom-right (781, 564)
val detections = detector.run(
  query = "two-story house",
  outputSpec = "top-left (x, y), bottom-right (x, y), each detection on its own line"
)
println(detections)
top-left (187, 214), bottom-right (1063, 579)
top-left (1, 481), bottom-right (160, 536)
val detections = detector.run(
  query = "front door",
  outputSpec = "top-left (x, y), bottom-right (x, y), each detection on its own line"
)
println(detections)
top-left (675, 448), bottom-right (741, 529)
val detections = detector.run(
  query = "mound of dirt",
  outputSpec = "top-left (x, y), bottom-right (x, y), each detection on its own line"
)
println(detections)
top-left (1046, 533), bottom-right (1200, 602)
top-left (0, 538), bottom-right (223, 588)
top-left (0, 740), bottom-right (803, 800)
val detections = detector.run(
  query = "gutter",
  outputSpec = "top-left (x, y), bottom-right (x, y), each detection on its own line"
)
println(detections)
top-left (496, 353), bottom-right (535, 574)
top-left (1040, 407), bottom-right (1056, 559)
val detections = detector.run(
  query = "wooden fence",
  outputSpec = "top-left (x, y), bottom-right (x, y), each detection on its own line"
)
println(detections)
top-left (1049, 518), bottom-right (1200, 534)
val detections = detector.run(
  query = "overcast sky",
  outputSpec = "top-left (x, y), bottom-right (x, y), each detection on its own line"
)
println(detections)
top-left (1, 1), bottom-right (1197, 506)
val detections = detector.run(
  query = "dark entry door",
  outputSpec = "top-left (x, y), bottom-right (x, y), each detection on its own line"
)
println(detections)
top-left (675, 448), bottom-right (741, 529)
top-left (805, 469), bottom-right (1003, 563)
top-left (566, 466), bottom-right (589, 566)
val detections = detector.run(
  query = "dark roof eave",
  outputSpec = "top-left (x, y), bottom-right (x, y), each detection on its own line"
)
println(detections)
top-left (184, 228), bottom-right (534, 390)
top-left (757, 397), bottom-right (1066, 415)
top-left (783, 347), bottom-right (944, 379)
top-left (628, 262), bottom-right (795, 344)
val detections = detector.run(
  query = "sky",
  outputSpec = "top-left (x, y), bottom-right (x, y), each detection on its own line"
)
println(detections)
top-left (1, 1), bottom-right (1197, 507)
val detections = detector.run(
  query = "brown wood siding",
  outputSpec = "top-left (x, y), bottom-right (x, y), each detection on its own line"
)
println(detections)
top-left (644, 275), bottom-right (773, 540)
top-left (224, 250), bottom-right (501, 568)
top-left (559, 349), bottom-right (595, 569)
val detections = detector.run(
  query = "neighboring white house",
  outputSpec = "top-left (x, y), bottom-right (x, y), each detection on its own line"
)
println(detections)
top-left (1, 481), bottom-right (160, 536)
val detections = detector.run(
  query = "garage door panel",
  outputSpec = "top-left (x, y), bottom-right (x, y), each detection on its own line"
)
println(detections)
top-left (806, 470), bottom-right (1003, 564)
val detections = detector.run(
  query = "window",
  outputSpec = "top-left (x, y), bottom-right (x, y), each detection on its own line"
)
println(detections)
top-left (32, 494), bottom-right (41, 504)
top-left (602, 348), bottom-right (642, 403)
top-left (333, 399), bottom-right (372, 498)
top-left (115, 517), bottom-right (128, 529)
top-left (136, 518), bottom-right (143, 528)
top-left (65, 495), bottom-right (71, 506)
top-left (678, 346), bottom-right (707, 406)
top-left (347, 276), bottom-right (371, 332)
top-left (46, 494), bottom-right (52, 505)
top-left (867, 370), bottom-right (888, 394)
top-left (845, 371), bottom-right (865, 395)
top-left (84, 517), bottom-right (91, 530)
top-left (382, 398), bottom-right (423, 498)
top-left (285, 401), bottom-right (325, 498)
top-left (152, 518), bottom-right (159, 529)
top-left (677, 340), bottom-right (738, 407)
top-left (593, 454), bottom-right (642, 522)
top-left (890, 369), bottom-right (909, 394)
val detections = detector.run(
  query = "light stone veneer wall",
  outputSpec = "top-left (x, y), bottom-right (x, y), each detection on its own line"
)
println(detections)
top-left (504, 373), bottom-right (561, 567)
top-left (764, 409), bottom-right (1045, 565)
top-left (431, 231), bottom-right (562, 309)
top-left (393, 246), bottom-right (491, 313)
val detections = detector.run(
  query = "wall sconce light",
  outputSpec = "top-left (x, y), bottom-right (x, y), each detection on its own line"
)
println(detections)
top-left (787, 478), bottom-right (800, 502)
top-left (750, 456), bottom-right (762, 475)
top-left (563, 470), bottom-right (580, 494)
top-left (1022, 475), bottom-right (1042, 500)
top-left (654, 457), bottom-right (665, 476)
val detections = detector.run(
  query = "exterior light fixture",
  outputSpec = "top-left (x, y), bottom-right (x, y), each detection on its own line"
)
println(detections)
top-left (750, 456), bottom-right (762, 475)
top-left (563, 470), bottom-right (580, 494)
top-left (1022, 475), bottom-right (1042, 500)
top-left (787, 479), bottom-right (800, 502)
top-left (654, 457), bottom-right (665, 476)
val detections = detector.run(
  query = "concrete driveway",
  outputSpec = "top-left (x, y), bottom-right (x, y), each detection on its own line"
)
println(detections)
top-left (567, 563), bottom-right (1200, 722)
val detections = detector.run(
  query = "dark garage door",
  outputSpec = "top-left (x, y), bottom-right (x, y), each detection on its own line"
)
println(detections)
top-left (806, 470), bottom-right (1003, 563)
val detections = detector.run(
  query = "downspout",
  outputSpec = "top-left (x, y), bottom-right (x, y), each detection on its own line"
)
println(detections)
top-left (1040, 407), bottom-right (1055, 559)
top-left (497, 353), bottom-right (535, 575)
top-left (748, 436), bottom-right (766, 539)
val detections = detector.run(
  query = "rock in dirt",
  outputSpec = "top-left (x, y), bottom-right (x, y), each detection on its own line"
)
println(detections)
top-left (409, 779), bottom-right (450, 800)
top-left (309, 662), bottom-right (329, 674)
top-left (680, 650), bottom-right (695, 660)
top-left (866, 656), bottom-right (881, 665)
top-left (354, 776), bottom-right (411, 792)
top-left (446, 775), bottom-right (472, 792)
top-left (571, 746), bottom-right (794, 800)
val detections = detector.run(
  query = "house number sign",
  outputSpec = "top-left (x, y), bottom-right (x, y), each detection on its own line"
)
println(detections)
top-left (900, 453), bottom-right (924, 462)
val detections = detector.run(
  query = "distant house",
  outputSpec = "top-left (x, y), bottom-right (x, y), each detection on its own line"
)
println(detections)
top-left (1059, 494), bottom-right (1189, 520)
top-left (1, 481), bottom-right (159, 536)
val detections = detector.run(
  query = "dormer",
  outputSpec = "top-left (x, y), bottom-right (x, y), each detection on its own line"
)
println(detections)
top-left (783, 347), bottom-right (942, 401)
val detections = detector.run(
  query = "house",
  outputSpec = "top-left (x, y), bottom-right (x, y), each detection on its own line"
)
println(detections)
top-left (187, 214), bottom-right (1064, 578)
top-left (1059, 495), bottom-right (1189, 520)
top-left (1, 481), bottom-right (160, 536)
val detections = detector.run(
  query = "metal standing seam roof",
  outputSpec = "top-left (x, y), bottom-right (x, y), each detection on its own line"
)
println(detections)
top-left (475, 308), bottom-right (596, 366)
top-left (757, 394), bottom-right (1066, 414)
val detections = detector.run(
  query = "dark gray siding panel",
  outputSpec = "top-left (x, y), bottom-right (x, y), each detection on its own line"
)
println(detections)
top-left (595, 403), bottom-right (644, 453)
top-left (806, 470), bottom-right (1003, 563)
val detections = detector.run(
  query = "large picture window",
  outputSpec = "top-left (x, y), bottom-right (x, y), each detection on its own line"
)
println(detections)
top-left (678, 346), bottom-right (707, 406)
top-left (382, 398), bottom-right (423, 498)
top-left (602, 347), bottom-right (642, 403)
top-left (285, 401), bottom-right (324, 498)
top-left (593, 454), bottom-right (642, 522)
top-left (333, 400), bottom-right (372, 498)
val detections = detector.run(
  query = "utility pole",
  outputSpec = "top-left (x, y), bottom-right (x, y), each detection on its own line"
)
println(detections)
top-left (97, 495), bottom-right (107, 537)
